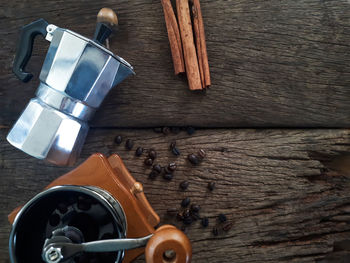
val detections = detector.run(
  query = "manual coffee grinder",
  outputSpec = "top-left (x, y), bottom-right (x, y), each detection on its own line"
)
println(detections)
top-left (7, 9), bottom-right (134, 166)
top-left (8, 153), bottom-right (192, 263)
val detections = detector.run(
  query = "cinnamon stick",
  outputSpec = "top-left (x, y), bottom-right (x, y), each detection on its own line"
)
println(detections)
top-left (176, 0), bottom-right (202, 90)
top-left (192, 6), bottom-right (205, 88)
top-left (192, 0), bottom-right (211, 87)
top-left (161, 0), bottom-right (185, 75)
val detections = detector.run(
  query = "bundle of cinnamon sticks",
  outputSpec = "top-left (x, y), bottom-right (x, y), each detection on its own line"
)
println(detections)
top-left (161, 0), bottom-right (211, 90)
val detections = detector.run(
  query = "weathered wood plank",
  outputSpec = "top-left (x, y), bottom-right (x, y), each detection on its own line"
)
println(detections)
top-left (1, 128), bottom-right (349, 262)
top-left (0, 0), bottom-right (349, 128)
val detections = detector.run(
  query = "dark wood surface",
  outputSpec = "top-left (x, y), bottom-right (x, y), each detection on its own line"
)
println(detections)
top-left (0, 0), bottom-right (349, 128)
top-left (1, 128), bottom-right (350, 262)
top-left (1, 0), bottom-right (350, 262)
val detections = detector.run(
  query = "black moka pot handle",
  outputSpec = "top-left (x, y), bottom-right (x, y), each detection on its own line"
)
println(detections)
top-left (13, 19), bottom-right (49, 83)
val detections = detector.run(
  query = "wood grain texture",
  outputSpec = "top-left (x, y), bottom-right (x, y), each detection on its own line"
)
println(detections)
top-left (1, 128), bottom-right (349, 262)
top-left (0, 0), bottom-right (349, 128)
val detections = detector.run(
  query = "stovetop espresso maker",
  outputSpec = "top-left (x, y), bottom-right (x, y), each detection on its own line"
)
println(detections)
top-left (8, 153), bottom-right (192, 263)
top-left (7, 12), bottom-right (134, 166)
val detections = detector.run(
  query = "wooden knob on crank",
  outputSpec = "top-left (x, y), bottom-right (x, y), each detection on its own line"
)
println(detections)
top-left (145, 225), bottom-right (192, 263)
top-left (97, 7), bottom-right (118, 26)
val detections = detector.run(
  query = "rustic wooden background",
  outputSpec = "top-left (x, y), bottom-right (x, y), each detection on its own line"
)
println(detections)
top-left (0, 0), bottom-right (349, 262)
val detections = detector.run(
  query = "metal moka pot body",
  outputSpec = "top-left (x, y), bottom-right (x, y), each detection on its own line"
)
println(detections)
top-left (7, 19), bottom-right (134, 166)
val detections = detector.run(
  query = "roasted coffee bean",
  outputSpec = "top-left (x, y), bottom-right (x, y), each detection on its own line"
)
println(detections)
top-left (167, 162), bottom-right (177, 172)
top-left (222, 222), bottom-right (234, 232)
top-left (149, 170), bottom-right (158, 179)
top-left (166, 208), bottom-right (178, 216)
top-left (179, 181), bottom-right (189, 190)
top-left (171, 127), bottom-right (181, 134)
top-left (153, 164), bottom-right (162, 174)
top-left (162, 127), bottom-right (171, 135)
top-left (148, 149), bottom-right (157, 160)
top-left (163, 173), bottom-right (173, 181)
top-left (212, 227), bottom-right (219, 236)
top-left (57, 203), bottom-right (68, 214)
top-left (171, 147), bottom-right (181, 156)
top-left (208, 182), bottom-right (216, 191)
top-left (198, 149), bottom-right (206, 159)
top-left (144, 158), bottom-right (153, 166)
top-left (125, 139), bottom-right (134, 150)
top-left (188, 154), bottom-right (200, 165)
top-left (219, 213), bottom-right (227, 223)
top-left (153, 127), bottom-right (162, 133)
top-left (190, 204), bottom-right (201, 213)
top-left (135, 147), bottom-right (143, 157)
top-left (176, 212), bottom-right (184, 221)
top-left (183, 216), bottom-right (193, 225)
top-left (49, 213), bottom-right (60, 226)
top-left (187, 126), bottom-right (196, 135)
top-left (201, 217), bottom-right (209, 227)
top-left (170, 140), bottom-right (176, 149)
top-left (114, 135), bottom-right (122, 145)
top-left (183, 208), bottom-right (191, 218)
top-left (191, 212), bottom-right (200, 221)
top-left (181, 197), bottom-right (190, 207)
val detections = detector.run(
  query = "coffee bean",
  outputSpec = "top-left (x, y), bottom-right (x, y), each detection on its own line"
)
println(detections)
top-left (198, 149), bottom-right (206, 159)
top-left (170, 141), bottom-right (176, 149)
top-left (166, 208), bottom-right (178, 216)
top-left (183, 209), bottom-right (191, 218)
top-left (171, 127), bottom-right (181, 134)
top-left (148, 149), bottom-right (157, 160)
top-left (125, 139), bottom-right (134, 150)
top-left (187, 126), bottom-right (196, 135)
top-left (191, 211), bottom-right (200, 221)
top-left (162, 127), bottom-right (171, 135)
top-left (163, 173), bottom-right (173, 181)
top-left (171, 147), bottom-right (181, 156)
top-left (201, 217), bottom-right (209, 227)
top-left (152, 164), bottom-right (162, 174)
top-left (114, 135), bottom-right (122, 145)
top-left (183, 216), bottom-right (193, 225)
top-left (212, 227), bottom-right (219, 236)
top-left (176, 212), bottom-right (184, 221)
top-left (181, 197), bottom-right (190, 207)
top-left (219, 213), bottom-right (227, 223)
top-left (135, 147), bottom-right (143, 157)
top-left (179, 181), bottom-right (189, 191)
top-left (167, 163), bottom-right (177, 172)
top-left (149, 170), bottom-right (158, 179)
top-left (144, 158), bottom-right (154, 166)
top-left (153, 127), bottom-right (162, 133)
top-left (222, 222), bottom-right (233, 232)
top-left (208, 182), bottom-right (216, 191)
top-left (188, 154), bottom-right (200, 165)
top-left (190, 204), bottom-right (201, 213)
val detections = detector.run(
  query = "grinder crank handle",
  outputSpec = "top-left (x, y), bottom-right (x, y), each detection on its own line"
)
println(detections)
top-left (12, 19), bottom-right (49, 82)
top-left (93, 8), bottom-right (118, 45)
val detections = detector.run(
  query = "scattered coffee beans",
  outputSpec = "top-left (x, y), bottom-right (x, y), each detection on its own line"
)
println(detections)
top-left (152, 164), bottom-right (162, 174)
top-left (135, 147), bottom-right (143, 157)
top-left (163, 173), bottom-right (173, 181)
top-left (222, 222), bottom-right (233, 232)
top-left (190, 204), bottom-right (201, 213)
top-left (188, 154), bottom-right (200, 165)
top-left (183, 209), bottom-right (191, 218)
top-left (162, 127), bottom-right (171, 135)
top-left (198, 149), bottom-right (206, 159)
top-left (179, 181), bottom-right (189, 190)
top-left (170, 141), bottom-right (176, 149)
top-left (176, 212), bottom-right (184, 221)
top-left (212, 227), bottom-right (219, 236)
top-left (201, 217), bottom-right (209, 227)
top-left (218, 213), bottom-right (227, 223)
top-left (114, 135), bottom-right (122, 145)
top-left (191, 212), bottom-right (200, 221)
top-left (125, 139), bottom-right (134, 150)
top-left (148, 149), bottom-right (157, 160)
top-left (183, 216), bottom-right (193, 225)
top-left (208, 182), bottom-right (216, 191)
top-left (167, 163), bottom-right (177, 172)
top-left (144, 158), bottom-right (153, 166)
top-left (181, 197), bottom-right (191, 207)
top-left (187, 126), bottom-right (196, 135)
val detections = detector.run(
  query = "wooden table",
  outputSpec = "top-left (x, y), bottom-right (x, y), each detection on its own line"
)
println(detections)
top-left (0, 0), bottom-right (349, 262)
